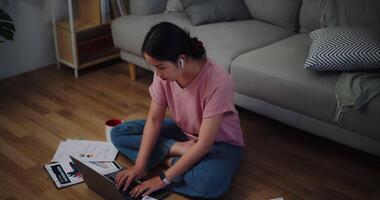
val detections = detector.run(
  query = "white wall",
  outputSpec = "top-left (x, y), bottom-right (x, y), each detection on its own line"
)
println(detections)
top-left (0, 0), bottom-right (67, 80)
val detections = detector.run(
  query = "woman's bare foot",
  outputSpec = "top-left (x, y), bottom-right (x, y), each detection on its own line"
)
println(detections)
top-left (168, 140), bottom-right (195, 156)
top-left (162, 141), bottom-right (195, 168)
top-left (163, 157), bottom-right (174, 168)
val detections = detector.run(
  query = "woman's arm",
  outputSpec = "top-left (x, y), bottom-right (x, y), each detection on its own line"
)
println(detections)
top-left (164, 113), bottom-right (223, 181)
top-left (135, 100), bottom-right (167, 168)
top-left (115, 100), bottom-right (166, 191)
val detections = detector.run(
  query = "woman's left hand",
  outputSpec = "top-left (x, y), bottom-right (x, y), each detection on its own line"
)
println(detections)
top-left (129, 176), bottom-right (166, 198)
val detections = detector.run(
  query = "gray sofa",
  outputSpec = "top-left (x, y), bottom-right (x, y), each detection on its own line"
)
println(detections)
top-left (111, 0), bottom-right (380, 156)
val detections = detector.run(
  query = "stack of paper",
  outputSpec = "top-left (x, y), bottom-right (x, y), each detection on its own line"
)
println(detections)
top-left (51, 139), bottom-right (118, 162)
top-left (44, 139), bottom-right (120, 189)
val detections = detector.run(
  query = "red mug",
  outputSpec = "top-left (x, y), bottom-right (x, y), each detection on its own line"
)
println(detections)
top-left (105, 119), bottom-right (123, 142)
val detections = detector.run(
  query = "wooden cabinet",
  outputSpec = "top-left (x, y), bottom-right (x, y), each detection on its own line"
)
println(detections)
top-left (52, 0), bottom-right (120, 78)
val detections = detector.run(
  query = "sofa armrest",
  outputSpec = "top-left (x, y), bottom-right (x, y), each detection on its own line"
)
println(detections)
top-left (130, 0), bottom-right (168, 15)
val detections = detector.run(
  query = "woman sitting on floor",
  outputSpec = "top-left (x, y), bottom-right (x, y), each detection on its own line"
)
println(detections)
top-left (111, 22), bottom-right (244, 199)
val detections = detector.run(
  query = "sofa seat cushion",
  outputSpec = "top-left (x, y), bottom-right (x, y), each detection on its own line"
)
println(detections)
top-left (231, 34), bottom-right (380, 141)
top-left (190, 19), bottom-right (294, 71)
top-left (112, 12), bottom-right (192, 57)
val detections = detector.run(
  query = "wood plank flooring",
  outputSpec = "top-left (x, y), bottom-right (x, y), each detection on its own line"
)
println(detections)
top-left (0, 61), bottom-right (379, 200)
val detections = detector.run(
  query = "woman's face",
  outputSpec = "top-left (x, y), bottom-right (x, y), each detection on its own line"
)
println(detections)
top-left (144, 53), bottom-right (182, 82)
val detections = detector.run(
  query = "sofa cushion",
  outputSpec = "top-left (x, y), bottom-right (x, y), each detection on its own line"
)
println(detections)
top-left (190, 20), bottom-right (294, 71)
top-left (112, 12), bottom-right (192, 56)
top-left (231, 34), bottom-right (380, 141)
top-left (244, 0), bottom-right (302, 31)
top-left (299, 0), bottom-right (322, 33)
top-left (185, 0), bottom-right (251, 25)
top-left (130, 0), bottom-right (167, 15)
top-left (321, 0), bottom-right (380, 27)
top-left (305, 27), bottom-right (380, 71)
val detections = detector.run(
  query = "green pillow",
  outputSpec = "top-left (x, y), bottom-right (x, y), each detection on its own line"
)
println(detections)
top-left (299, 0), bottom-right (323, 33)
top-left (321, 0), bottom-right (380, 27)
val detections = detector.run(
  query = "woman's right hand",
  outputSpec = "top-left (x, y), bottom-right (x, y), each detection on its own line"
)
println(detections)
top-left (115, 165), bottom-right (146, 191)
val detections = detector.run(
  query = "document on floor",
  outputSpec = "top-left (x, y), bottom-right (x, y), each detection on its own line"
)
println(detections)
top-left (51, 139), bottom-right (118, 163)
top-left (269, 198), bottom-right (284, 200)
top-left (44, 160), bottom-right (121, 189)
top-left (44, 162), bottom-right (83, 189)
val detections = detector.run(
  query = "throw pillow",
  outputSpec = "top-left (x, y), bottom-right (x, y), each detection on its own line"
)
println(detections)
top-left (166, 0), bottom-right (184, 12)
top-left (185, 0), bottom-right (251, 26)
top-left (321, 0), bottom-right (380, 27)
top-left (304, 27), bottom-right (380, 71)
top-left (165, 0), bottom-right (200, 13)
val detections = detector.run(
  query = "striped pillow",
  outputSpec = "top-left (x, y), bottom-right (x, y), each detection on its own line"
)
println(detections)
top-left (305, 27), bottom-right (380, 71)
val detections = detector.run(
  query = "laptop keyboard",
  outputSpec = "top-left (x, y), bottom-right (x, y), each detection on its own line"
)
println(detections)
top-left (104, 171), bottom-right (167, 200)
top-left (105, 171), bottom-right (117, 183)
top-left (105, 171), bottom-right (141, 200)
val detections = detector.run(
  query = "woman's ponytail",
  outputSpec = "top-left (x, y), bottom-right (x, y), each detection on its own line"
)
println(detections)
top-left (189, 37), bottom-right (205, 59)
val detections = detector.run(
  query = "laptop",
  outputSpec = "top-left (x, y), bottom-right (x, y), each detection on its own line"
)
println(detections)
top-left (70, 156), bottom-right (169, 200)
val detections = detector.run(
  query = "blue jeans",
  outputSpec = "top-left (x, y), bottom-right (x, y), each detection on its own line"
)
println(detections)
top-left (111, 118), bottom-right (242, 198)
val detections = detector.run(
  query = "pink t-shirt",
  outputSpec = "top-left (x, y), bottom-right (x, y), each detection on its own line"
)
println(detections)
top-left (149, 58), bottom-right (244, 147)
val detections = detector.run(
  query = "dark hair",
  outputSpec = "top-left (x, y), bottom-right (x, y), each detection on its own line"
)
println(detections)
top-left (141, 22), bottom-right (206, 62)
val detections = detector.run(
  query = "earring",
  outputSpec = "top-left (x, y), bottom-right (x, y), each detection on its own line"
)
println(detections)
top-left (179, 59), bottom-right (184, 69)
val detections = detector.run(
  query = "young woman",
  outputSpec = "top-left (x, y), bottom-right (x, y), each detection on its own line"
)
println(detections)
top-left (111, 22), bottom-right (244, 199)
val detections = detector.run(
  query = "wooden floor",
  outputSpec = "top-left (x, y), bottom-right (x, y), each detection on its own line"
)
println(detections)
top-left (1, 61), bottom-right (380, 200)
